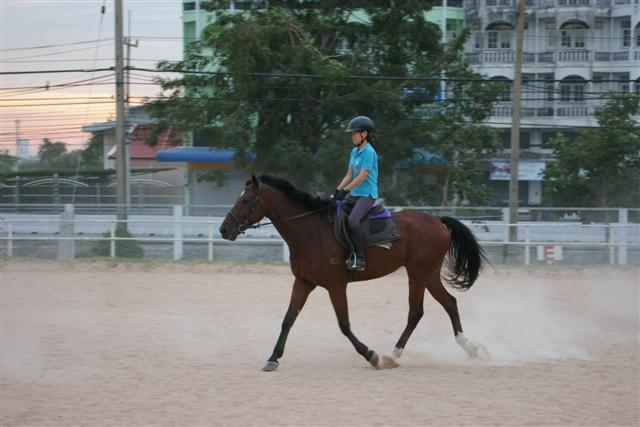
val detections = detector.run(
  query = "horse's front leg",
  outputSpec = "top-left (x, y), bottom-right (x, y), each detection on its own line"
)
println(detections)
top-left (262, 277), bottom-right (316, 372)
top-left (328, 286), bottom-right (380, 369)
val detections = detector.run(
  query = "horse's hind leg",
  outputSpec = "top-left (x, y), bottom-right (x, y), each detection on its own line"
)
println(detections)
top-left (426, 271), bottom-right (480, 358)
top-left (391, 275), bottom-right (426, 360)
top-left (262, 277), bottom-right (316, 372)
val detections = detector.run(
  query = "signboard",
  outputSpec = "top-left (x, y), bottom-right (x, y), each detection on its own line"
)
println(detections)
top-left (490, 161), bottom-right (546, 181)
top-left (537, 245), bottom-right (563, 263)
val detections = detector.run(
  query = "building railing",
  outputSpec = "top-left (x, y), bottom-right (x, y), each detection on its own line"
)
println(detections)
top-left (468, 49), bottom-right (637, 65)
top-left (467, 0), bottom-right (619, 7)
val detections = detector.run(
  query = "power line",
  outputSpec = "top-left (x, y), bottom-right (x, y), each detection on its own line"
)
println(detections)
top-left (0, 38), bottom-right (114, 52)
top-left (3, 66), bottom-right (639, 83)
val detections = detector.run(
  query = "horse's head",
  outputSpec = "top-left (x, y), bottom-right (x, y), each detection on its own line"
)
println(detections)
top-left (220, 175), bottom-right (267, 241)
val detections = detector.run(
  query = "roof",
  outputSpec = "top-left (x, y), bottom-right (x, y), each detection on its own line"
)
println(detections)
top-left (156, 147), bottom-right (245, 163)
top-left (108, 124), bottom-right (180, 160)
top-left (82, 122), bottom-right (116, 133)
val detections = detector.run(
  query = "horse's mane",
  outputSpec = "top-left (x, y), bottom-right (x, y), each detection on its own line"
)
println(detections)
top-left (258, 174), bottom-right (331, 210)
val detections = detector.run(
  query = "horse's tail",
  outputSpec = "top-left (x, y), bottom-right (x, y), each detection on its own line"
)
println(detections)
top-left (440, 216), bottom-right (487, 291)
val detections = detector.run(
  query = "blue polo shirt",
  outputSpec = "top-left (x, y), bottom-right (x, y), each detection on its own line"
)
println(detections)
top-left (349, 143), bottom-right (378, 199)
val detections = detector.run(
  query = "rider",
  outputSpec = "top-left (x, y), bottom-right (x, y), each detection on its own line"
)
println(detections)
top-left (333, 115), bottom-right (379, 272)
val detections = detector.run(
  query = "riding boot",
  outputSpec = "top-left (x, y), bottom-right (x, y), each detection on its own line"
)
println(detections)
top-left (347, 224), bottom-right (366, 271)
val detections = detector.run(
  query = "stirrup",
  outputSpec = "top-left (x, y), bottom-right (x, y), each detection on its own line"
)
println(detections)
top-left (346, 253), bottom-right (366, 271)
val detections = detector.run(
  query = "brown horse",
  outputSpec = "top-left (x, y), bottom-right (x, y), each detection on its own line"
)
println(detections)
top-left (220, 175), bottom-right (487, 371)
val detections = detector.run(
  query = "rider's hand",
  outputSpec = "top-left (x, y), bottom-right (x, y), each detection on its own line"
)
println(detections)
top-left (331, 189), bottom-right (341, 200)
top-left (335, 189), bottom-right (349, 201)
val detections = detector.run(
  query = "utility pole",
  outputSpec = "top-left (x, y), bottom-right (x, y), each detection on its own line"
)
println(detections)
top-left (508, 0), bottom-right (525, 243)
top-left (125, 9), bottom-right (138, 214)
top-left (115, 0), bottom-right (128, 229)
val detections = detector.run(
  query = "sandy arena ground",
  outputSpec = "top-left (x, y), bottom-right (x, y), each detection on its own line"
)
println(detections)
top-left (1, 261), bottom-right (638, 427)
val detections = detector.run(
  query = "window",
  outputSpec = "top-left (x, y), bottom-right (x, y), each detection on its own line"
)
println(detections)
top-left (560, 79), bottom-right (586, 102)
top-left (474, 34), bottom-right (484, 50)
top-left (486, 23), bottom-right (513, 50)
top-left (573, 85), bottom-right (584, 101)
top-left (488, 32), bottom-right (497, 49)
top-left (622, 21), bottom-right (631, 48)
top-left (547, 30), bottom-right (556, 48)
top-left (560, 21), bottom-right (589, 49)
top-left (544, 76), bottom-right (555, 102)
top-left (183, 2), bottom-right (195, 11)
top-left (500, 32), bottom-right (511, 48)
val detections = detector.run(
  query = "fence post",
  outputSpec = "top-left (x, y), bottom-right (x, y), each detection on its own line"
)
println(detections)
top-left (173, 205), bottom-right (183, 261)
top-left (6, 221), bottom-right (13, 258)
top-left (608, 224), bottom-right (614, 265)
top-left (282, 240), bottom-right (290, 263)
top-left (58, 204), bottom-right (75, 260)
top-left (110, 221), bottom-right (116, 258)
top-left (524, 225), bottom-right (531, 265)
top-left (618, 208), bottom-right (628, 265)
top-left (502, 208), bottom-right (510, 243)
top-left (208, 221), bottom-right (214, 262)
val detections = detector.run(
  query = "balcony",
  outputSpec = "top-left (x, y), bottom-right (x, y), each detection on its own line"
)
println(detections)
top-left (490, 102), bottom-right (595, 118)
top-left (557, 50), bottom-right (590, 62)
top-left (468, 0), bottom-right (617, 7)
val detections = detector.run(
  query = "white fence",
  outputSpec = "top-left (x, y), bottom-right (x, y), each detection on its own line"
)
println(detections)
top-left (1, 205), bottom-right (638, 265)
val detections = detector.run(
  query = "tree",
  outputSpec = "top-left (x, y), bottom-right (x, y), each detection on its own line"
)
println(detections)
top-left (0, 150), bottom-right (17, 173)
top-left (543, 94), bottom-right (640, 214)
top-left (147, 2), bottom-right (502, 203)
top-left (38, 139), bottom-right (67, 166)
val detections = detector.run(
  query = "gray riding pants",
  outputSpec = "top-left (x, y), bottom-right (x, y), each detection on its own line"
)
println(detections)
top-left (347, 196), bottom-right (376, 229)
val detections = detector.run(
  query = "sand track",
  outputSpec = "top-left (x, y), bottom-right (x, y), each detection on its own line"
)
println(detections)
top-left (1, 261), bottom-right (638, 426)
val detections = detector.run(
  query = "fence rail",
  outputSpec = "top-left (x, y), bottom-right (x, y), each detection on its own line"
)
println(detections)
top-left (1, 205), bottom-right (638, 265)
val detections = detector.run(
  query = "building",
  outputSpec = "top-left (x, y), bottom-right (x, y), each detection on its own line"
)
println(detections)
top-left (464, 0), bottom-right (640, 205)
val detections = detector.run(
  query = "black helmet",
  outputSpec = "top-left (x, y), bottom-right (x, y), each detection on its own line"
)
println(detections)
top-left (345, 116), bottom-right (374, 133)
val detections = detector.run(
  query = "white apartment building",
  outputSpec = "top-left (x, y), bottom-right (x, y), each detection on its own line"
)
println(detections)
top-left (464, 0), bottom-right (639, 205)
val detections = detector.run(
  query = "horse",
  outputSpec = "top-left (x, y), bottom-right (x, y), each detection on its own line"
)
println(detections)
top-left (220, 174), bottom-right (488, 371)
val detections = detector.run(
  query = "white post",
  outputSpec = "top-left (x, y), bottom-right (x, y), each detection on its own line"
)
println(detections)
top-left (502, 207), bottom-right (510, 243)
top-left (173, 205), bottom-right (183, 261)
top-left (608, 224), bottom-right (614, 265)
top-left (282, 241), bottom-right (290, 263)
top-left (208, 221), bottom-right (214, 263)
top-left (58, 204), bottom-right (75, 260)
top-left (618, 208), bottom-right (628, 265)
top-left (524, 225), bottom-right (531, 265)
top-left (6, 221), bottom-right (13, 258)
top-left (110, 222), bottom-right (116, 258)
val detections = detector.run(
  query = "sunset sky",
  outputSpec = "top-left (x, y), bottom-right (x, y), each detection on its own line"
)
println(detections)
top-left (0, 0), bottom-right (183, 157)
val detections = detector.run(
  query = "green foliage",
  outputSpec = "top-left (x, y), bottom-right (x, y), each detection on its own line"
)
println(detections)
top-left (38, 139), bottom-right (67, 166)
top-left (91, 228), bottom-right (144, 258)
top-left (147, 3), bottom-right (502, 204)
top-left (543, 94), bottom-right (640, 208)
top-left (0, 150), bottom-right (17, 173)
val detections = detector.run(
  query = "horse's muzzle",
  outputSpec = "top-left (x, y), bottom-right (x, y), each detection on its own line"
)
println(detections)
top-left (219, 225), bottom-right (239, 241)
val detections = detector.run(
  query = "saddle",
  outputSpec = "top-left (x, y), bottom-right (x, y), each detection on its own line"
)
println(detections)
top-left (332, 198), bottom-right (401, 250)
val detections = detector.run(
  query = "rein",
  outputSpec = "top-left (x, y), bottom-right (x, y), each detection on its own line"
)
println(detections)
top-left (229, 182), bottom-right (332, 234)
top-left (246, 205), bottom-right (331, 230)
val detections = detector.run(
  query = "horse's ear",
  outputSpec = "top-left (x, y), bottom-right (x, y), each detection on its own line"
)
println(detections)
top-left (251, 174), bottom-right (259, 189)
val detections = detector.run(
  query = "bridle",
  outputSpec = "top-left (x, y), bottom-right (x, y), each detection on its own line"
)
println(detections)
top-left (226, 182), bottom-right (332, 234)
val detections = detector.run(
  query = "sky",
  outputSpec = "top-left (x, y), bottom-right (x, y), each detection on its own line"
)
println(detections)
top-left (0, 0), bottom-right (184, 156)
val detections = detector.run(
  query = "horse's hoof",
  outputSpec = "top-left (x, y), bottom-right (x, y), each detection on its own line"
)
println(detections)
top-left (381, 355), bottom-right (400, 369)
top-left (475, 343), bottom-right (491, 360)
top-left (369, 352), bottom-right (380, 370)
top-left (392, 347), bottom-right (403, 359)
top-left (261, 361), bottom-right (279, 372)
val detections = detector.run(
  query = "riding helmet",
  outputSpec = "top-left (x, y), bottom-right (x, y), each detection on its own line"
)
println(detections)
top-left (345, 116), bottom-right (374, 133)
